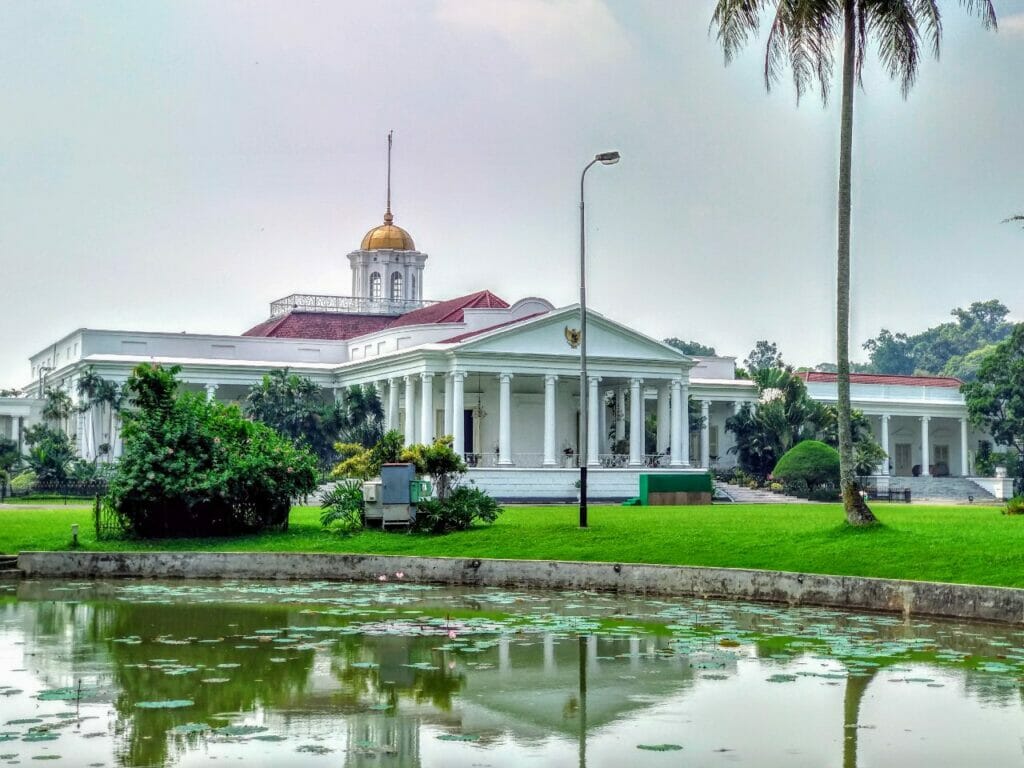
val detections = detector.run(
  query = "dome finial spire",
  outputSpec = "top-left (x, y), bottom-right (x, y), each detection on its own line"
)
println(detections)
top-left (384, 130), bottom-right (393, 224)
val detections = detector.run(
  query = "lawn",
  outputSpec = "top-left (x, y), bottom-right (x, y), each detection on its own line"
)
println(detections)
top-left (2, 501), bottom-right (1022, 588)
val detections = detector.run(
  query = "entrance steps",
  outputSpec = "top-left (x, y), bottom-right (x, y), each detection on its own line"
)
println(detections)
top-left (896, 476), bottom-right (996, 503)
top-left (716, 482), bottom-right (813, 504)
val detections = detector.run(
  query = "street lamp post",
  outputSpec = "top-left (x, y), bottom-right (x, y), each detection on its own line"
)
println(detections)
top-left (579, 150), bottom-right (620, 529)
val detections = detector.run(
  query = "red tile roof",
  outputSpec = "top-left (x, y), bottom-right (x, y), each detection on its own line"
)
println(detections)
top-left (388, 290), bottom-right (509, 328)
top-left (242, 312), bottom-right (396, 340)
top-left (440, 311), bottom-right (548, 343)
top-left (242, 291), bottom-right (510, 340)
top-left (797, 371), bottom-right (963, 389)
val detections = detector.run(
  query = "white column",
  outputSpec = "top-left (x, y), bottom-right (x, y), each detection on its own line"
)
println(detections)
top-left (75, 409), bottom-right (88, 459)
top-left (880, 414), bottom-right (891, 475)
top-left (960, 417), bottom-right (970, 477)
top-left (680, 383), bottom-right (691, 466)
top-left (543, 374), bottom-right (558, 467)
top-left (204, 383), bottom-right (218, 403)
top-left (404, 375), bottom-right (416, 443)
top-left (452, 372), bottom-right (465, 456)
top-left (598, 387), bottom-right (607, 456)
top-left (734, 401), bottom-right (743, 415)
top-left (656, 383), bottom-right (670, 454)
top-left (920, 415), bottom-right (931, 476)
top-left (388, 379), bottom-right (400, 433)
top-left (420, 373), bottom-right (434, 444)
top-left (700, 399), bottom-right (711, 469)
top-left (670, 379), bottom-right (684, 466)
top-left (629, 377), bottom-right (643, 466)
top-left (443, 374), bottom-right (454, 437)
top-left (588, 376), bottom-right (600, 467)
top-left (615, 387), bottom-right (626, 442)
top-left (498, 373), bottom-right (513, 465)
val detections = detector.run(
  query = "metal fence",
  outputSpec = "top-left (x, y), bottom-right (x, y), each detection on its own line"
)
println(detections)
top-left (2, 480), bottom-right (109, 504)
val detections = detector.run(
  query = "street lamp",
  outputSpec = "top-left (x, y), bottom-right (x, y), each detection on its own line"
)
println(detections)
top-left (579, 150), bottom-right (620, 529)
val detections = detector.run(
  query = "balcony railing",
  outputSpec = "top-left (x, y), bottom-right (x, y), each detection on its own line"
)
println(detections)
top-left (462, 453), bottom-right (673, 469)
top-left (269, 294), bottom-right (438, 318)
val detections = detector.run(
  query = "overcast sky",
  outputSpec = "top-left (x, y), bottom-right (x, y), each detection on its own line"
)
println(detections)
top-left (2, 0), bottom-right (1022, 388)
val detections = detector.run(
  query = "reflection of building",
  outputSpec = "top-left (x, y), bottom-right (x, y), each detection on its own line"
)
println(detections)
top-left (344, 715), bottom-right (420, 768)
top-left (1, 147), bottom-right (1007, 501)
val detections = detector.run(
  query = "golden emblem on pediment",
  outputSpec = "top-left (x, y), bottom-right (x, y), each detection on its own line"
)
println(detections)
top-left (564, 326), bottom-right (581, 349)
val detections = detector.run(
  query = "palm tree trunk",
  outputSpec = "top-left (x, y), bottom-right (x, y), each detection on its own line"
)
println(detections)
top-left (838, 1), bottom-right (876, 525)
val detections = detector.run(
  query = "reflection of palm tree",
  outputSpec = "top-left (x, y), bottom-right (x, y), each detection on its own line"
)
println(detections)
top-left (842, 669), bottom-right (877, 768)
top-left (711, 0), bottom-right (997, 525)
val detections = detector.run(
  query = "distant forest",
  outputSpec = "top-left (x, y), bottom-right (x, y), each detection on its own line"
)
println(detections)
top-left (665, 299), bottom-right (1016, 382)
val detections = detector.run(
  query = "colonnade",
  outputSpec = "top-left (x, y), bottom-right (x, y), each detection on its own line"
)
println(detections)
top-left (373, 372), bottom-right (702, 468)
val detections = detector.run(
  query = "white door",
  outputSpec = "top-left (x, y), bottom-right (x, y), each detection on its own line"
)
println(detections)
top-left (895, 443), bottom-right (912, 476)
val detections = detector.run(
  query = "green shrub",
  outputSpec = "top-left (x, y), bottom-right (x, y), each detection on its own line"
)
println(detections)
top-left (769, 482), bottom-right (783, 492)
top-left (1005, 496), bottom-right (1024, 516)
top-left (320, 480), bottom-right (365, 534)
top-left (781, 477), bottom-right (810, 498)
top-left (108, 364), bottom-right (318, 538)
top-left (401, 436), bottom-right (466, 500)
top-left (10, 470), bottom-right (36, 493)
top-left (414, 485), bottom-right (501, 534)
top-left (773, 441), bottom-right (840, 488)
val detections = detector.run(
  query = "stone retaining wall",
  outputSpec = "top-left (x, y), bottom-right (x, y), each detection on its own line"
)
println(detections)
top-left (17, 551), bottom-right (1024, 625)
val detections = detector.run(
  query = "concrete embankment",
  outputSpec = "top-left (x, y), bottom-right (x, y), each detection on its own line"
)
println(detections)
top-left (17, 551), bottom-right (1024, 625)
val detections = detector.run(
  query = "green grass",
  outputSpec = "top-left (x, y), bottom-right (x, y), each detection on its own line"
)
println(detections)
top-left (1, 501), bottom-right (1022, 588)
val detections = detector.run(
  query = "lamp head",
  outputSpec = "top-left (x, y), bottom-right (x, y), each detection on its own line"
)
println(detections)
top-left (596, 151), bottom-right (620, 165)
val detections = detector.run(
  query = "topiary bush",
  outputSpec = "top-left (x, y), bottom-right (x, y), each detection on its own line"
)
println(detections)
top-left (772, 440), bottom-right (840, 490)
top-left (107, 364), bottom-right (318, 538)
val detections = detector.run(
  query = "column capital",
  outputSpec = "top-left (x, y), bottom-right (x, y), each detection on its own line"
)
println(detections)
top-left (404, 373), bottom-right (416, 384)
top-left (544, 374), bottom-right (559, 384)
top-left (629, 377), bottom-right (643, 387)
top-left (587, 375), bottom-right (601, 385)
top-left (921, 414), bottom-right (931, 423)
top-left (497, 372), bottom-right (513, 383)
top-left (420, 371), bottom-right (434, 382)
top-left (881, 413), bottom-right (890, 422)
top-left (451, 370), bottom-right (467, 382)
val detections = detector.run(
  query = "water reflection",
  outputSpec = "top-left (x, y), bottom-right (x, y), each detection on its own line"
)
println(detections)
top-left (2, 580), bottom-right (1024, 767)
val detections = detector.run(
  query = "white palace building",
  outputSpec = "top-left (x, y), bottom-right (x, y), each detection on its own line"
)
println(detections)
top-left (0, 200), bottom-right (1012, 502)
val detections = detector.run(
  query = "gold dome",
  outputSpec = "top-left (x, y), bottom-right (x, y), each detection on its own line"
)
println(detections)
top-left (361, 211), bottom-right (415, 251)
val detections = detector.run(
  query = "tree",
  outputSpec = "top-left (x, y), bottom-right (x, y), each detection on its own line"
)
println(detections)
top-left (961, 325), bottom-right (1024, 489)
top-left (862, 301), bottom-right (1013, 378)
top-left (42, 387), bottom-right (74, 436)
top-left (712, 0), bottom-right (996, 526)
top-left (744, 340), bottom-right (783, 376)
top-left (663, 338), bottom-right (717, 356)
top-left (22, 424), bottom-right (74, 483)
top-left (245, 369), bottom-right (349, 467)
top-left (1005, 214), bottom-right (1024, 228)
top-left (336, 384), bottom-right (385, 447)
top-left (108, 363), bottom-right (317, 537)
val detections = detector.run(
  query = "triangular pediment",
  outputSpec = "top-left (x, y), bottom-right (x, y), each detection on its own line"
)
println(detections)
top-left (453, 307), bottom-right (690, 363)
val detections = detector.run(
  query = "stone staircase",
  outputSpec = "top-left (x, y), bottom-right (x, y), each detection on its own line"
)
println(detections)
top-left (894, 477), bottom-right (996, 503)
top-left (715, 482), bottom-right (813, 504)
top-left (0, 556), bottom-right (20, 579)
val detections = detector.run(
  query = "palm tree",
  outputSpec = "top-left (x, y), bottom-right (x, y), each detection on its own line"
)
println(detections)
top-left (75, 368), bottom-right (106, 461)
top-left (1005, 214), bottom-right (1024, 227)
top-left (41, 387), bottom-right (74, 436)
top-left (711, 0), bottom-right (997, 526)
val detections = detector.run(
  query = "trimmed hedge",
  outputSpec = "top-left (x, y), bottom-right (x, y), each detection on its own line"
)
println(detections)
top-left (772, 440), bottom-right (840, 488)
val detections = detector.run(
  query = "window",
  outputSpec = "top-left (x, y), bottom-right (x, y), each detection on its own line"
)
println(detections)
top-left (410, 274), bottom-right (417, 299)
top-left (369, 272), bottom-right (382, 299)
top-left (390, 272), bottom-right (403, 301)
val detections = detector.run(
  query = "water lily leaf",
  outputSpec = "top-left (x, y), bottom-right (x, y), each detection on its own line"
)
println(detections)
top-left (135, 700), bottom-right (193, 710)
top-left (637, 744), bottom-right (683, 751)
top-left (296, 744), bottom-right (333, 754)
top-left (171, 723), bottom-right (210, 735)
top-left (215, 725), bottom-right (267, 736)
top-left (437, 734), bottom-right (479, 742)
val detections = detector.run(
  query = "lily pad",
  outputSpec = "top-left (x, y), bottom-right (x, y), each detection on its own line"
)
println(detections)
top-left (135, 700), bottom-right (193, 710)
top-left (437, 734), bottom-right (479, 742)
top-left (637, 744), bottom-right (683, 751)
top-left (214, 725), bottom-right (267, 736)
top-left (296, 744), bottom-right (333, 754)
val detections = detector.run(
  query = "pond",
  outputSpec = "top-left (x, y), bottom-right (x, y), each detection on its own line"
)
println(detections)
top-left (1, 578), bottom-right (1023, 767)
